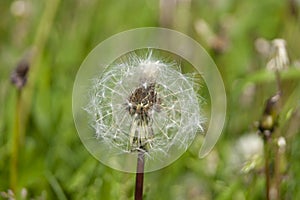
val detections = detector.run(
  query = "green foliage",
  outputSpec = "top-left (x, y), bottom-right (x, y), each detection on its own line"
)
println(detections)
top-left (1, 0), bottom-right (300, 199)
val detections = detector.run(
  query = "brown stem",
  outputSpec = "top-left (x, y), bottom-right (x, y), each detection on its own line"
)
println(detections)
top-left (264, 137), bottom-right (270, 200)
top-left (135, 151), bottom-right (145, 200)
top-left (274, 138), bottom-right (281, 200)
top-left (274, 70), bottom-right (282, 199)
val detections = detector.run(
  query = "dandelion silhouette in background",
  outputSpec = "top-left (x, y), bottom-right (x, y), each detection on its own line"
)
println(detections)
top-left (85, 51), bottom-right (203, 158)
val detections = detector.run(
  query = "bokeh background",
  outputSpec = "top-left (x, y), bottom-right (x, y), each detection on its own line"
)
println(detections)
top-left (1, 0), bottom-right (300, 199)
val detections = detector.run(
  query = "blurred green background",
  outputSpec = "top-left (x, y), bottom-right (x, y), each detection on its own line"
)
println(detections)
top-left (1, 0), bottom-right (300, 199)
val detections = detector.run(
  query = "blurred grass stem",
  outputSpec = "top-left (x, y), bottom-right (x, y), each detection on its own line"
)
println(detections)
top-left (135, 151), bottom-right (145, 200)
top-left (274, 140), bottom-right (281, 200)
top-left (10, 90), bottom-right (22, 192)
top-left (274, 69), bottom-right (282, 200)
top-left (23, 0), bottom-right (61, 130)
top-left (264, 137), bottom-right (271, 200)
top-left (10, 0), bottom-right (60, 193)
top-left (275, 70), bottom-right (282, 94)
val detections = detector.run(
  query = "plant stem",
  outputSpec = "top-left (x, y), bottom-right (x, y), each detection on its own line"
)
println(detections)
top-left (22, 0), bottom-right (61, 132)
top-left (135, 151), bottom-right (145, 200)
top-left (275, 69), bottom-right (282, 94)
top-left (264, 137), bottom-right (270, 200)
top-left (10, 90), bottom-right (22, 192)
top-left (274, 69), bottom-right (282, 199)
top-left (274, 137), bottom-right (282, 200)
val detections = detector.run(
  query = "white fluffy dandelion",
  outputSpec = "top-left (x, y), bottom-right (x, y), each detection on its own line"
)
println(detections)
top-left (85, 51), bottom-right (204, 158)
top-left (266, 39), bottom-right (289, 71)
top-left (73, 28), bottom-right (227, 173)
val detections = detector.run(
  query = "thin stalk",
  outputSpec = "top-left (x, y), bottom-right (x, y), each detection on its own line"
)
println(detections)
top-left (9, 0), bottom-right (60, 192)
top-left (264, 137), bottom-right (271, 200)
top-left (135, 151), bottom-right (145, 200)
top-left (10, 90), bottom-right (22, 192)
top-left (22, 0), bottom-right (61, 132)
top-left (274, 69), bottom-right (282, 199)
top-left (275, 70), bottom-right (282, 94)
top-left (274, 145), bottom-right (280, 199)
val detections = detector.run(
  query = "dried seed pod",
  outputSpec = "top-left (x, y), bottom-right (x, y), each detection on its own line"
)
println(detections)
top-left (11, 58), bottom-right (30, 90)
top-left (258, 93), bottom-right (281, 139)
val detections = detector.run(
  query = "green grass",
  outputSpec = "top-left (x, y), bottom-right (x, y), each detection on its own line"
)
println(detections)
top-left (1, 0), bottom-right (300, 199)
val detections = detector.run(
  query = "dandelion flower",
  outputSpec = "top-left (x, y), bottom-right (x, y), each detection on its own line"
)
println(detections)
top-left (73, 28), bottom-right (226, 172)
top-left (267, 39), bottom-right (289, 71)
top-left (84, 50), bottom-right (204, 171)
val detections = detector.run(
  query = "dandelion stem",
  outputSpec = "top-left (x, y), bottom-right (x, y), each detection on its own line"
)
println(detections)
top-left (135, 151), bottom-right (145, 200)
top-left (274, 69), bottom-right (282, 200)
top-left (264, 137), bottom-right (271, 200)
top-left (10, 90), bottom-right (22, 192)
top-left (275, 69), bottom-right (282, 94)
top-left (274, 141), bottom-right (281, 200)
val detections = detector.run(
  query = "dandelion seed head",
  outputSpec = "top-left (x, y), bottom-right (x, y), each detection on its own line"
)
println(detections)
top-left (73, 28), bottom-right (227, 172)
top-left (85, 51), bottom-right (204, 160)
top-left (267, 38), bottom-right (289, 71)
